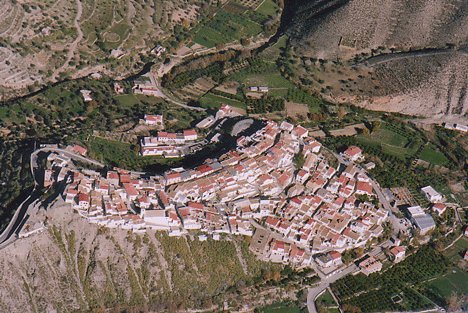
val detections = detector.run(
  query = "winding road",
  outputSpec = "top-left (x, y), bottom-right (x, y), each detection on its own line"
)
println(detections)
top-left (361, 46), bottom-right (468, 67)
top-left (306, 264), bottom-right (358, 313)
top-left (52, 0), bottom-right (83, 79)
top-left (0, 147), bottom-right (104, 249)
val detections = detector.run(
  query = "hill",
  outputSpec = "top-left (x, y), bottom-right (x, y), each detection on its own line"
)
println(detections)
top-left (0, 0), bottom-right (215, 99)
top-left (0, 202), bottom-right (287, 312)
top-left (284, 0), bottom-right (467, 120)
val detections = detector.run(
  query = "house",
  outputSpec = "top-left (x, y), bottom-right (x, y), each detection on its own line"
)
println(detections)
top-left (421, 186), bottom-right (443, 203)
top-left (445, 123), bottom-right (468, 133)
top-left (355, 181), bottom-right (373, 196)
top-left (315, 251), bottom-right (342, 268)
top-left (144, 114), bottom-right (164, 127)
top-left (359, 256), bottom-right (382, 276)
top-left (151, 45), bottom-right (166, 56)
top-left (71, 145), bottom-right (87, 156)
top-left (143, 209), bottom-right (170, 229)
top-left (196, 115), bottom-right (216, 129)
top-left (114, 82), bottom-right (124, 94)
top-left (292, 126), bottom-right (308, 139)
top-left (183, 129), bottom-right (198, 141)
top-left (389, 246), bottom-right (406, 263)
top-left (280, 121), bottom-right (294, 132)
top-left (76, 193), bottom-right (90, 210)
top-left (342, 146), bottom-right (363, 162)
top-left (432, 203), bottom-right (447, 216)
top-left (44, 169), bottom-right (54, 187)
top-left (164, 172), bottom-right (182, 185)
top-left (80, 90), bottom-right (93, 102)
top-left (364, 162), bottom-right (376, 170)
top-left (216, 104), bottom-right (233, 120)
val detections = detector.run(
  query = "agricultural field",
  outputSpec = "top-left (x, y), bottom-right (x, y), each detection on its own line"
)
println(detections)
top-left (199, 92), bottom-right (246, 109)
top-left (444, 237), bottom-right (468, 263)
top-left (0, 0), bottom-right (211, 99)
top-left (257, 301), bottom-right (303, 313)
top-left (192, 0), bottom-right (279, 48)
top-left (331, 246), bottom-right (448, 313)
top-left (315, 290), bottom-right (339, 313)
top-left (418, 144), bottom-right (449, 166)
top-left (355, 123), bottom-right (421, 160)
top-left (86, 136), bottom-right (180, 172)
top-left (420, 268), bottom-right (468, 306)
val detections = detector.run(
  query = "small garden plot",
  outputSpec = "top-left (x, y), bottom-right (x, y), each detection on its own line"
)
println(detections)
top-left (258, 301), bottom-right (302, 313)
top-left (86, 137), bottom-right (180, 171)
top-left (418, 145), bottom-right (449, 166)
top-left (255, 0), bottom-right (279, 16)
top-left (444, 237), bottom-right (468, 262)
top-left (238, 0), bottom-right (263, 9)
top-left (391, 294), bottom-right (403, 303)
top-left (199, 92), bottom-right (246, 109)
top-left (331, 246), bottom-right (449, 313)
top-left (316, 290), bottom-right (338, 309)
top-left (101, 21), bottom-right (130, 50)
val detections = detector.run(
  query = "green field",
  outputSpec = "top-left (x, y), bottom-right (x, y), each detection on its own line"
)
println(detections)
top-left (422, 268), bottom-right (468, 299)
top-left (444, 237), bottom-right (468, 262)
top-left (316, 290), bottom-right (338, 308)
top-left (86, 136), bottom-right (180, 171)
top-left (192, 1), bottom-right (274, 48)
top-left (356, 124), bottom-right (421, 159)
top-left (419, 145), bottom-right (449, 165)
top-left (241, 72), bottom-right (294, 89)
top-left (255, 0), bottom-right (279, 16)
top-left (258, 301), bottom-right (302, 313)
top-left (199, 92), bottom-right (246, 109)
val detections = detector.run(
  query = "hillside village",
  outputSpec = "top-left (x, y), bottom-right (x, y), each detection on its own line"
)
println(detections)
top-left (37, 104), bottom-right (457, 276)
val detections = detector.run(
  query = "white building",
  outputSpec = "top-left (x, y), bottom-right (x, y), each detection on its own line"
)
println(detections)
top-left (421, 186), bottom-right (443, 203)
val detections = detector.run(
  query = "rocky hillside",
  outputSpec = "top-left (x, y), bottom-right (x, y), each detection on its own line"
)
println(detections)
top-left (0, 201), bottom-right (285, 312)
top-left (0, 0), bottom-right (216, 99)
top-left (285, 0), bottom-right (467, 120)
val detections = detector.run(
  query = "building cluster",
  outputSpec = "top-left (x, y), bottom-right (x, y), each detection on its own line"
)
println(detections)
top-left (139, 114), bottom-right (199, 158)
top-left (42, 118), bottom-right (390, 268)
top-left (195, 104), bottom-right (237, 129)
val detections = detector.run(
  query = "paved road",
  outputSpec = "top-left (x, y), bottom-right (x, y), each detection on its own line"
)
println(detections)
top-left (307, 264), bottom-right (358, 313)
top-left (35, 147), bottom-right (105, 168)
top-left (361, 47), bottom-right (467, 67)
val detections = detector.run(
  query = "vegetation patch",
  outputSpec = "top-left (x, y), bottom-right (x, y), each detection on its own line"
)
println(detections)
top-left (257, 301), bottom-right (303, 313)
top-left (86, 136), bottom-right (180, 171)
top-left (331, 246), bottom-right (448, 313)
top-left (418, 145), bottom-right (449, 166)
top-left (199, 92), bottom-right (246, 109)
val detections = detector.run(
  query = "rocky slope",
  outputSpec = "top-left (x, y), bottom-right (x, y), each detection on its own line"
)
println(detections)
top-left (0, 199), bottom-right (280, 312)
top-left (286, 0), bottom-right (467, 120)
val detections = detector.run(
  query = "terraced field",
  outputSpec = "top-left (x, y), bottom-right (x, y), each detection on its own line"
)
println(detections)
top-left (0, 0), bottom-right (216, 100)
top-left (192, 0), bottom-right (279, 48)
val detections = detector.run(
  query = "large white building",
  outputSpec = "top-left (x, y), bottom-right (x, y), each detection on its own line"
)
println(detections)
top-left (421, 186), bottom-right (443, 203)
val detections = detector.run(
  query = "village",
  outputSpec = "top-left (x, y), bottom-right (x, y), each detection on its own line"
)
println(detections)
top-left (40, 104), bottom-right (454, 277)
